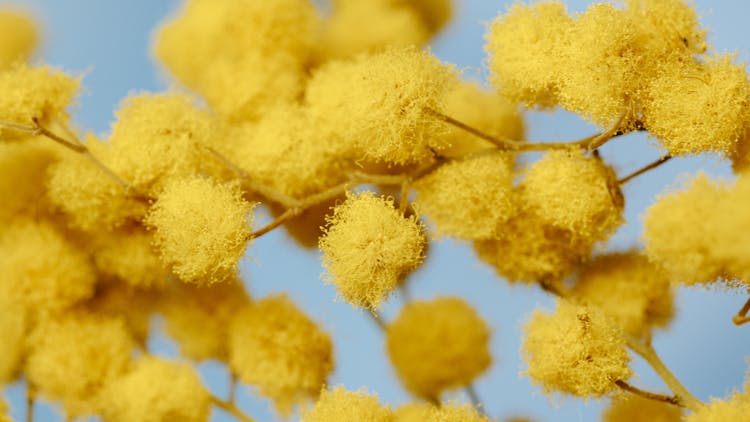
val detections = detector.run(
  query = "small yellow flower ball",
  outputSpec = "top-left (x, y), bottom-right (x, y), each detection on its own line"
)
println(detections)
top-left (228, 295), bottom-right (334, 414)
top-left (301, 386), bottom-right (393, 422)
top-left (98, 356), bottom-right (211, 422)
top-left (92, 226), bottom-right (168, 289)
top-left (386, 297), bottom-right (491, 400)
top-left (415, 153), bottom-right (516, 240)
top-left (25, 312), bottom-right (134, 417)
top-left (521, 149), bottom-right (623, 242)
top-left (0, 138), bottom-right (58, 224)
top-left (319, 191), bottom-right (426, 310)
top-left (684, 390), bottom-right (750, 422)
top-left (572, 252), bottom-right (675, 337)
top-left (603, 395), bottom-right (682, 422)
top-left (521, 300), bottom-right (632, 399)
top-left (395, 402), bottom-right (489, 422)
top-left (146, 176), bottom-right (253, 284)
top-left (0, 9), bottom-right (38, 68)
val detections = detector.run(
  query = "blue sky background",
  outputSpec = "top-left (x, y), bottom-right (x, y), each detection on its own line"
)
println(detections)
top-left (3, 1), bottom-right (750, 421)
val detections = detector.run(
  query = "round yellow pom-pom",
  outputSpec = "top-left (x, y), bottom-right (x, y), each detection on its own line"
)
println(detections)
top-left (318, 1), bottom-right (429, 61)
top-left (572, 252), bottom-right (674, 337)
top-left (386, 297), bottom-right (491, 400)
top-left (485, 2), bottom-right (573, 107)
top-left (0, 138), bottom-right (58, 224)
top-left (521, 149), bottom-right (623, 241)
top-left (415, 153), bottom-right (516, 240)
top-left (301, 386), bottom-right (393, 422)
top-left (0, 64), bottom-right (79, 135)
top-left (395, 402), bottom-right (489, 422)
top-left (162, 279), bottom-right (250, 361)
top-left (642, 173), bottom-right (730, 285)
top-left (625, 0), bottom-right (707, 55)
top-left (92, 227), bottom-right (168, 289)
top-left (644, 54), bottom-right (750, 156)
top-left (47, 136), bottom-right (147, 231)
top-left (0, 10), bottom-right (38, 68)
top-left (0, 219), bottom-right (96, 315)
top-left (146, 176), bottom-right (252, 284)
top-left (107, 93), bottom-right (215, 194)
top-left (98, 356), bottom-right (211, 422)
top-left (25, 312), bottom-right (134, 417)
top-left (154, 0), bottom-right (317, 120)
top-left (603, 395), bottom-right (682, 422)
top-left (306, 46), bottom-right (455, 164)
top-left (521, 300), bottom-right (632, 399)
top-left (228, 295), bottom-right (334, 413)
top-left (685, 390), bottom-right (750, 422)
top-left (473, 210), bottom-right (593, 283)
top-left (319, 191), bottom-right (426, 310)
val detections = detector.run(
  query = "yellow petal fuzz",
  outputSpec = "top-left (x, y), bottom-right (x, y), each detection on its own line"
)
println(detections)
top-left (92, 227), bottom-right (169, 289)
top-left (0, 64), bottom-right (78, 136)
top-left (415, 153), bottom-right (516, 240)
top-left (228, 295), bottom-right (334, 414)
top-left (162, 279), bottom-right (250, 361)
top-left (521, 300), bottom-right (632, 399)
top-left (625, 0), bottom-right (706, 55)
top-left (301, 386), bottom-right (393, 422)
top-left (107, 93), bottom-right (216, 194)
top-left (603, 395), bottom-right (682, 422)
top-left (0, 138), bottom-right (59, 224)
top-left (319, 191), bottom-right (426, 310)
top-left (146, 176), bottom-right (252, 284)
top-left (25, 312), bottom-right (134, 417)
top-left (306, 46), bottom-right (455, 165)
top-left (386, 297), bottom-right (491, 400)
top-left (0, 10), bottom-right (38, 68)
top-left (645, 54), bottom-right (750, 156)
top-left (473, 210), bottom-right (593, 283)
top-left (0, 302), bottom-right (26, 384)
top-left (685, 390), bottom-right (750, 422)
top-left (318, 1), bottom-right (429, 62)
top-left (521, 149), bottom-right (623, 242)
top-left (154, 0), bottom-right (317, 120)
top-left (572, 252), bottom-right (675, 337)
top-left (98, 356), bottom-right (211, 422)
top-left (395, 402), bottom-right (489, 422)
top-left (46, 136), bottom-right (146, 231)
top-left (642, 173), bottom-right (731, 285)
top-left (0, 219), bottom-right (96, 316)
top-left (485, 2), bottom-right (573, 107)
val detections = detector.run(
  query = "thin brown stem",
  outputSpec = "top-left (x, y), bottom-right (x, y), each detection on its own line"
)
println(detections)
top-left (615, 380), bottom-right (680, 406)
top-left (249, 208), bottom-right (300, 240)
top-left (26, 384), bottom-right (34, 422)
top-left (211, 395), bottom-right (255, 422)
top-left (368, 310), bottom-right (388, 331)
top-left (465, 384), bottom-right (486, 414)
top-left (732, 296), bottom-right (750, 326)
top-left (31, 117), bottom-right (86, 152)
top-left (624, 335), bottom-right (703, 411)
top-left (428, 109), bottom-right (626, 152)
top-left (618, 155), bottom-right (673, 185)
top-left (229, 372), bottom-right (238, 404)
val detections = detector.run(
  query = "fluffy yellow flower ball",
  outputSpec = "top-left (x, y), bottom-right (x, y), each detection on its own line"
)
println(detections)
top-left (685, 390), bottom-right (750, 422)
top-left (415, 153), bottom-right (516, 240)
top-left (0, 302), bottom-right (25, 384)
top-left (0, 10), bottom-right (38, 68)
top-left (521, 149), bottom-right (623, 242)
top-left (0, 219), bottom-right (96, 315)
top-left (92, 226), bottom-right (168, 289)
top-left (162, 279), bottom-right (250, 361)
top-left (306, 46), bottom-right (455, 165)
top-left (98, 356), bottom-right (211, 422)
top-left (521, 300), bottom-right (632, 399)
top-left (603, 395), bottom-right (682, 422)
top-left (25, 312), bottom-right (134, 417)
top-left (386, 297), bottom-right (491, 400)
top-left (572, 252), bottom-right (674, 337)
top-left (395, 402), bottom-right (489, 422)
top-left (146, 176), bottom-right (253, 284)
top-left (0, 64), bottom-right (79, 136)
top-left (302, 387), bottom-right (393, 422)
top-left (228, 295), bottom-right (334, 414)
top-left (0, 138), bottom-right (58, 224)
top-left (319, 191), bottom-right (426, 310)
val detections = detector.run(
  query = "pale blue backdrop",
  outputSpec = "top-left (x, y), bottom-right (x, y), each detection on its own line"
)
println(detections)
top-left (3, 1), bottom-right (749, 421)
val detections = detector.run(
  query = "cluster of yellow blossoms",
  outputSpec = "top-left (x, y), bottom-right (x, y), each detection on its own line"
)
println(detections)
top-left (1, 0), bottom-right (749, 421)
